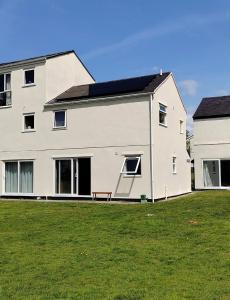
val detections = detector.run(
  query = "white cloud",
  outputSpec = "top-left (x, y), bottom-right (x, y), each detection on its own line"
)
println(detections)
top-left (83, 11), bottom-right (230, 60)
top-left (179, 80), bottom-right (198, 96)
top-left (216, 89), bottom-right (230, 96)
top-left (186, 106), bottom-right (196, 132)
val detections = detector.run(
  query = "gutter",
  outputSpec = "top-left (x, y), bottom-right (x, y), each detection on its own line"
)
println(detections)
top-left (149, 93), bottom-right (155, 203)
top-left (44, 91), bottom-right (153, 108)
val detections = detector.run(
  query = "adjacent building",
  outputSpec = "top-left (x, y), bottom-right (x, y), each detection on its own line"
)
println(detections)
top-left (0, 50), bottom-right (191, 201)
top-left (193, 96), bottom-right (230, 189)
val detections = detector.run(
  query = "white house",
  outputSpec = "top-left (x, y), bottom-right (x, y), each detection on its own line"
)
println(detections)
top-left (0, 50), bottom-right (191, 201)
top-left (193, 96), bottom-right (230, 189)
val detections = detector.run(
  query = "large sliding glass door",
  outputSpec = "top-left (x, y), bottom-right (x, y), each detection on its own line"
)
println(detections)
top-left (203, 159), bottom-right (230, 187)
top-left (5, 161), bottom-right (33, 194)
top-left (55, 158), bottom-right (91, 195)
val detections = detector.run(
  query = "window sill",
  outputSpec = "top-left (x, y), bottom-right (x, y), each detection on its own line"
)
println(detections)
top-left (159, 123), bottom-right (168, 128)
top-left (3, 193), bottom-right (34, 196)
top-left (22, 130), bottom-right (36, 133)
top-left (22, 83), bottom-right (36, 88)
top-left (0, 105), bottom-right (12, 109)
top-left (123, 175), bottom-right (142, 178)
top-left (52, 126), bottom-right (67, 130)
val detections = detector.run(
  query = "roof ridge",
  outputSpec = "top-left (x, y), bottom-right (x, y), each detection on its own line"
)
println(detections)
top-left (203, 95), bottom-right (230, 100)
top-left (62, 72), bottom-right (171, 90)
top-left (0, 50), bottom-right (75, 67)
top-left (94, 72), bottom-right (170, 85)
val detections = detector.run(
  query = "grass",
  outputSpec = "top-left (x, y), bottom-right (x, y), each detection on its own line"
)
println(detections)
top-left (0, 191), bottom-right (229, 299)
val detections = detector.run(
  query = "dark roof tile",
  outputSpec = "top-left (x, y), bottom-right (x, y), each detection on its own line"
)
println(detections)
top-left (193, 96), bottom-right (230, 119)
top-left (48, 72), bottom-right (170, 104)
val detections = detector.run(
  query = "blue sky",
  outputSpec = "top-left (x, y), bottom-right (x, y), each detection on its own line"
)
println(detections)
top-left (1, 0), bottom-right (230, 130)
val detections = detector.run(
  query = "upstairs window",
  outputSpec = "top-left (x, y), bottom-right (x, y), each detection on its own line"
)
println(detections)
top-left (180, 120), bottom-right (184, 134)
top-left (24, 113), bottom-right (35, 131)
top-left (172, 156), bottom-right (177, 174)
top-left (24, 69), bottom-right (34, 85)
top-left (159, 103), bottom-right (167, 126)
top-left (121, 156), bottom-right (141, 175)
top-left (0, 73), bottom-right (11, 106)
top-left (54, 110), bottom-right (66, 128)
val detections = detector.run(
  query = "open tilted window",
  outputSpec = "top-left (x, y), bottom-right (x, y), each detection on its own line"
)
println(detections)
top-left (120, 156), bottom-right (141, 175)
top-left (159, 103), bottom-right (167, 126)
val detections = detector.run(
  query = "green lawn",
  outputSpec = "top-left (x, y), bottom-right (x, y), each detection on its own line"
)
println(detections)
top-left (0, 191), bottom-right (229, 300)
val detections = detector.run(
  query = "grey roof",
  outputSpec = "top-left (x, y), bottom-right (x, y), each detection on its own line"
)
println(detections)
top-left (48, 72), bottom-right (170, 105)
top-left (193, 96), bottom-right (230, 119)
top-left (0, 50), bottom-right (75, 67)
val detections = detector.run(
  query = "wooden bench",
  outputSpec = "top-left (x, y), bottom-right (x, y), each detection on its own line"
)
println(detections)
top-left (92, 192), bottom-right (112, 201)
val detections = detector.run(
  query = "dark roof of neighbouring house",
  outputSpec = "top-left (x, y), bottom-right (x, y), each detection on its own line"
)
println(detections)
top-left (193, 96), bottom-right (230, 119)
top-left (0, 50), bottom-right (95, 80)
top-left (47, 72), bottom-right (171, 105)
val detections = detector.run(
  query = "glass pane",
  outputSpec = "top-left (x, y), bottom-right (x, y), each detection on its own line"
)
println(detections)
top-left (55, 160), bottom-right (60, 193)
top-left (220, 160), bottom-right (230, 186)
top-left (5, 91), bottom-right (11, 106)
top-left (0, 74), bottom-right (4, 92)
top-left (160, 104), bottom-right (166, 112)
top-left (55, 111), bottom-right (65, 127)
top-left (203, 161), bottom-right (219, 187)
top-left (24, 115), bottom-right (34, 130)
top-left (5, 74), bottom-right (11, 90)
top-left (60, 160), bottom-right (71, 194)
top-left (25, 70), bottom-right (34, 84)
top-left (126, 158), bottom-right (138, 172)
top-left (159, 112), bottom-right (166, 124)
top-left (73, 159), bottom-right (77, 194)
top-left (0, 92), bottom-right (6, 106)
top-left (5, 162), bottom-right (18, 193)
top-left (19, 162), bottom-right (33, 193)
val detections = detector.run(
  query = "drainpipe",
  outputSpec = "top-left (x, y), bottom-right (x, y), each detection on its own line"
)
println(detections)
top-left (149, 93), bottom-right (155, 203)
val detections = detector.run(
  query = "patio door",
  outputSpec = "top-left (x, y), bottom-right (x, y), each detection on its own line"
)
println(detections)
top-left (55, 158), bottom-right (91, 195)
top-left (203, 160), bottom-right (220, 187)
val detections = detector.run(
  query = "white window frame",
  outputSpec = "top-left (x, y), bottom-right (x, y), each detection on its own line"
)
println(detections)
top-left (23, 113), bottom-right (35, 132)
top-left (53, 110), bottom-right (67, 129)
top-left (159, 103), bottom-right (167, 126)
top-left (53, 157), bottom-right (91, 197)
top-left (0, 73), bottom-right (11, 92)
top-left (24, 68), bottom-right (35, 86)
top-left (172, 156), bottom-right (177, 174)
top-left (0, 73), bottom-right (11, 107)
top-left (120, 156), bottom-right (141, 175)
top-left (180, 120), bottom-right (184, 134)
top-left (3, 160), bottom-right (34, 195)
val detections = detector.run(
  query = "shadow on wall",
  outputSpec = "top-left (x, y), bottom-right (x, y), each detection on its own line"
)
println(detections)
top-left (114, 174), bottom-right (135, 198)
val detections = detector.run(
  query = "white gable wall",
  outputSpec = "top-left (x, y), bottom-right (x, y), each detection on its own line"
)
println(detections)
top-left (46, 52), bottom-right (95, 101)
top-left (152, 74), bottom-right (191, 199)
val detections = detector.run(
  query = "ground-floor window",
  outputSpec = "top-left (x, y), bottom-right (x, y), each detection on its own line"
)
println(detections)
top-left (55, 157), bottom-right (91, 195)
top-left (5, 161), bottom-right (33, 193)
top-left (203, 159), bottom-right (230, 187)
top-left (120, 156), bottom-right (141, 175)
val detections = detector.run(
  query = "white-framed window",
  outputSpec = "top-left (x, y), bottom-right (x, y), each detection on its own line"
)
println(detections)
top-left (172, 156), bottom-right (177, 174)
top-left (180, 120), bottom-right (184, 134)
top-left (0, 73), bottom-right (11, 106)
top-left (4, 160), bottom-right (34, 194)
top-left (54, 110), bottom-right (66, 128)
top-left (159, 103), bottom-right (167, 126)
top-left (23, 113), bottom-right (35, 131)
top-left (121, 156), bottom-right (141, 175)
top-left (24, 69), bottom-right (35, 85)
